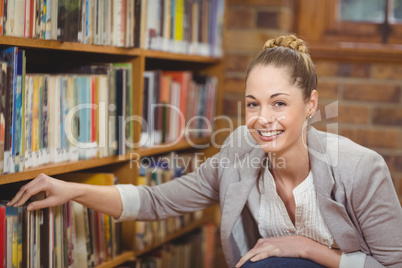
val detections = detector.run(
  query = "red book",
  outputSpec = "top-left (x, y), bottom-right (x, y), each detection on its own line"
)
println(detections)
top-left (29, 0), bottom-right (36, 38)
top-left (91, 76), bottom-right (96, 154)
top-left (0, 205), bottom-right (6, 268)
top-left (162, 71), bottom-right (192, 140)
top-left (0, 0), bottom-right (4, 35)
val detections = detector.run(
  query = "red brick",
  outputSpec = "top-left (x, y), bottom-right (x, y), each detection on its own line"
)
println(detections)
top-left (315, 61), bottom-right (339, 77)
top-left (397, 175), bottom-right (402, 199)
top-left (383, 155), bottom-right (402, 173)
top-left (225, 54), bottom-right (251, 72)
top-left (373, 107), bottom-right (402, 126)
top-left (315, 104), bottom-right (369, 124)
top-left (336, 63), bottom-right (370, 78)
top-left (315, 61), bottom-right (370, 78)
top-left (227, 8), bottom-right (254, 28)
top-left (257, 11), bottom-right (279, 29)
top-left (343, 84), bottom-right (400, 103)
top-left (317, 81), bottom-right (339, 99)
top-left (371, 64), bottom-right (402, 80)
top-left (225, 30), bottom-right (274, 51)
top-left (387, 173), bottom-right (401, 199)
top-left (340, 128), bottom-right (399, 149)
top-left (338, 105), bottom-right (370, 124)
top-left (224, 77), bottom-right (246, 94)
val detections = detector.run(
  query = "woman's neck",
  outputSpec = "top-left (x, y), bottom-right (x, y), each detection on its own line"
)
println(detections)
top-left (269, 144), bottom-right (310, 188)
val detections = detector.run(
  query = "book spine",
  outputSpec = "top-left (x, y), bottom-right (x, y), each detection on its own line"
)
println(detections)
top-left (24, 0), bottom-right (30, 37)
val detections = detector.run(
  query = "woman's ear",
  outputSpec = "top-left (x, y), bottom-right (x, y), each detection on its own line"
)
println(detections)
top-left (308, 90), bottom-right (318, 117)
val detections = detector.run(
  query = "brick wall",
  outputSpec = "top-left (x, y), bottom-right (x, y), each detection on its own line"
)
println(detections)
top-left (223, 0), bottom-right (402, 199)
top-left (315, 61), bottom-right (402, 200)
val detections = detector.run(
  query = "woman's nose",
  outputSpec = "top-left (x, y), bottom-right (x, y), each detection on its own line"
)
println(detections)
top-left (257, 108), bottom-right (273, 126)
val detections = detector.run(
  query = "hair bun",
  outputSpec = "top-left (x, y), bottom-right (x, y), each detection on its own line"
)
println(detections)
top-left (263, 35), bottom-right (308, 53)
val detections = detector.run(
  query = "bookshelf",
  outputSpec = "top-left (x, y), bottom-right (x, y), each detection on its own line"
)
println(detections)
top-left (0, 30), bottom-right (224, 268)
top-left (0, 0), bottom-right (226, 265)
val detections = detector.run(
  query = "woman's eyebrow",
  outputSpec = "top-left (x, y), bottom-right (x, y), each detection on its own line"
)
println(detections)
top-left (270, 93), bottom-right (290, 98)
top-left (245, 95), bottom-right (256, 99)
top-left (246, 93), bottom-right (290, 99)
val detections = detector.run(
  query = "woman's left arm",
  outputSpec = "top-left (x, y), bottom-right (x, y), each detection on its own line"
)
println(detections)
top-left (350, 151), bottom-right (402, 267)
top-left (235, 235), bottom-right (341, 268)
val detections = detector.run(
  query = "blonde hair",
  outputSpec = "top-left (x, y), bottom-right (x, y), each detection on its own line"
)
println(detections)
top-left (246, 35), bottom-right (317, 101)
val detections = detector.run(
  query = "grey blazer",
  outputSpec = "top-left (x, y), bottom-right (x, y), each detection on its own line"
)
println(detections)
top-left (133, 126), bottom-right (402, 267)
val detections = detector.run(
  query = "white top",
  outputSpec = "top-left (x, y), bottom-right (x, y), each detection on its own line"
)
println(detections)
top-left (247, 166), bottom-right (335, 248)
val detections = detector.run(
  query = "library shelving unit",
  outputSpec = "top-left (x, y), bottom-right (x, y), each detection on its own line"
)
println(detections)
top-left (0, 36), bottom-right (224, 267)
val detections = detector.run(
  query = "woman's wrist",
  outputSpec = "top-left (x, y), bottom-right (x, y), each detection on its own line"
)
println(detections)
top-left (297, 236), bottom-right (341, 268)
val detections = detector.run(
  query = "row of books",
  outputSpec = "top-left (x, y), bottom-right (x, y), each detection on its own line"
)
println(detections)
top-left (135, 224), bottom-right (216, 268)
top-left (135, 152), bottom-right (204, 251)
top-left (0, 0), bottom-right (138, 47)
top-left (144, 0), bottom-right (225, 56)
top-left (141, 70), bottom-right (217, 147)
top-left (0, 0), bottom-right (225, 56)
top-left (0, 172), bottom-right (122, 268)
top-left (0, 47), bottom-right (134, 174)
top-left (0, 201), bottom-right (121, 268)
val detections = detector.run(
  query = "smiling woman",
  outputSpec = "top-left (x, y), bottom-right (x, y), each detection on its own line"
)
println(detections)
top-left (7, 35), bottom-right (402, 268)
top-left (234, 35), bottom-right (402, 268)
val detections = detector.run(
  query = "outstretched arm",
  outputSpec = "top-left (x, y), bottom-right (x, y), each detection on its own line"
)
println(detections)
top-left (7, 173), bottom-right (123, 219)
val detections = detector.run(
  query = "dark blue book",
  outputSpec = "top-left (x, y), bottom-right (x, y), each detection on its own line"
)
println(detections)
top-left (0, 47), bottom-right (18, 174)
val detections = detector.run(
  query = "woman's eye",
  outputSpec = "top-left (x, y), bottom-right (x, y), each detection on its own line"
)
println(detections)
top-left (274, 101), bottom-right (286, 107)
top-left (247, 102), bottom-right (258, 108)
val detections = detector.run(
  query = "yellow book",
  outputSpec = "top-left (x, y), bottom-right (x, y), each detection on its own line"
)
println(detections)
top-left (31, 76), bottom-right (39, 153)
top-left (103, 214), bottom-right (111, 261)
top-left (55, 172), bottom-right (115, 186)
top-left (175, 0), bottom-right (184, 41)
top-left (12, 219), bottom-right (18, 268)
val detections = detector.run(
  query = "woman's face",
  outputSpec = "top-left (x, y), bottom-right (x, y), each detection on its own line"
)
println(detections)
top-left (245, 64), bottom-right (317, 155)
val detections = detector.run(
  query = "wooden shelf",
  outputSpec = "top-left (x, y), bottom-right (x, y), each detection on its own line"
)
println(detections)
top-left (0, 155), bottom-right (130, 185)
top-left (310, 42), bottom-right (402, 63)
top-left (138, 137), bottom-right (211, 157)
top-left (144, 49), bottom-right (221, 63)
top-left (135, 216), bottom-right (212, 257)
top-left (0, 36), bottom-right (222, 63)
top-left (0, 137), bottom-right (212, 185)
top-left (0, 36), bottom-right (142, 56)
top-left (96, 251), bottom-right (135, 268)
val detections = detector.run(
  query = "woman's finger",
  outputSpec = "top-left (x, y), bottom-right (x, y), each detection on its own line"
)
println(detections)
top-left (235, 252), bottom-right (257, 268)
top-left (27, 196), bottom-right (60, 211)
top-left (7, 175), bottom-right (49, 207)
top-left (235, 247), bottom-right (268, 267)
top-left (250, 250), bottom-right (274, 262)
top-left (235, 240), bottom-right (278, 267)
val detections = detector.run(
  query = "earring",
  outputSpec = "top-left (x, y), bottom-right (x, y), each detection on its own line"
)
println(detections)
top-left (309, 115), bottom-right (312, 119)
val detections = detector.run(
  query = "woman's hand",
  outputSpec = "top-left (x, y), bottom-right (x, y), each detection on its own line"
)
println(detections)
top-left (7, 173), bottom-right (77, 211)
top-left (235, 235), bottom-right (341, 268)
top-left (7, 173), bottom-right (123, 218)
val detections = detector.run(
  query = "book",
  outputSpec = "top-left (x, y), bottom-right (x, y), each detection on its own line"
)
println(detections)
top-left (0, 205), bottom-right (5, 268)
top-left (0, 47), bottom-right (18, 174)
top-left (0, 62), bottom-right (6, 174)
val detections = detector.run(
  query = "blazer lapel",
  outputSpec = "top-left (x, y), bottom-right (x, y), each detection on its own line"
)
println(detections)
top-left (308, 128), bottom-right (361, 252)
top-left (220, 145), bottom-right (266, 265)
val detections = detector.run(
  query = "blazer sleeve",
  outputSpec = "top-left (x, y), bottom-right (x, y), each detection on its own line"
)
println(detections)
top-left (134, 152), bottom-right (222, 221)
top-left (351, 151), bottom-right (402, 268)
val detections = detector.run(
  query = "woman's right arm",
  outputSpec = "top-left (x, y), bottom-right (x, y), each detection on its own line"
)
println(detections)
top-left (7, 173), bottom-right (123, 219)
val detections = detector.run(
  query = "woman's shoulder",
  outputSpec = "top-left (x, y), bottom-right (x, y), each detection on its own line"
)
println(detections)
top-left (310, 127), bottom-right (385, 171)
